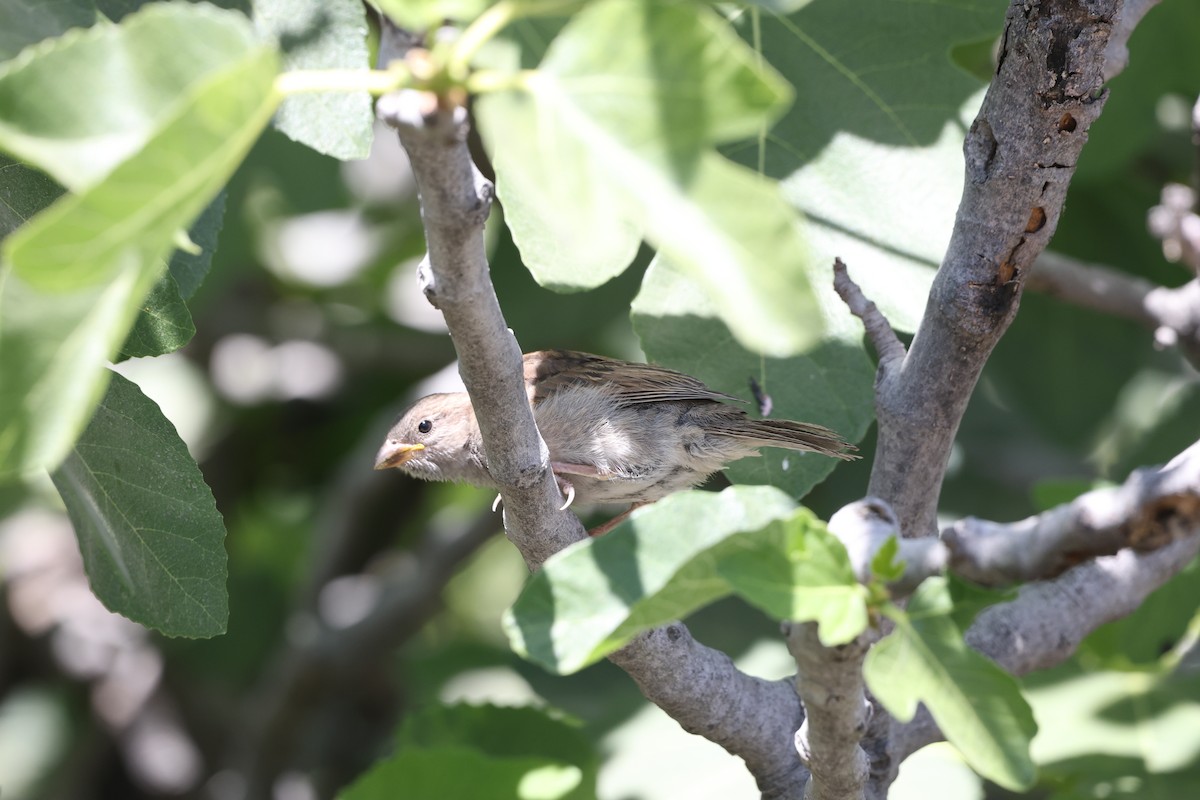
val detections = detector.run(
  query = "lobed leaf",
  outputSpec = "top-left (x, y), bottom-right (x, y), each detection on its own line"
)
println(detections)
top-left (726, 0), bottom-right (1007, 331)
top-left (476, 0), bottom-right (827, 355)
top-left (505, 486), bottom-right (865, 674)
top-left (0, 2), bottom-right (280, 478)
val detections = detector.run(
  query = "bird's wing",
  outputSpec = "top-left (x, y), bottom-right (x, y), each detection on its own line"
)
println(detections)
top-left (524, 349), bottom-right (743, 406)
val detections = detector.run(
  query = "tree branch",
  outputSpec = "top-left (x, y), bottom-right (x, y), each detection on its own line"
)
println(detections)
top-left (786, 624), bottom-right (872, 800)
top-left (609, 628), bottom-right (808, 800)
top-left (375, 21), bottom-right (809, 796)
top-left (833, 259), bottom-right (906, 370)
top-left (867, 0), bottom-right (1131, 537)
top-left (944, 438), bottom-right (1200, 585)
top-left (376, 29), bottom-right (581, 570)
top-left (1028, 251), bottom-right (1200, 368)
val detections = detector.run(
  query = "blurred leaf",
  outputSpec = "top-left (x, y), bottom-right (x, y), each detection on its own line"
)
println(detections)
top-left (0, 3), bottom-right (267, 191)
top-left (255, 0), bottom-right (373, 160)
top-left (865, 578), bottom-right (1037, 790)
top-left (0, 0), bottom-right (98, 60)
top-left (118, 271), bottom-right (196, 359)
top-left (477, 0), bottom-right (828, 356)
top-left (946, 574), bottom-right (1015, 632)
top-left (870, 535), bottom-right (904, 583)
top-left (1026, 660), bottom-right (1200, 787)
top-left (0, 3), bottom-right (279, 478)
top-left (49, 373), bottom-right (228, 637)
top-left (340, 747), bottom-right (583, 800)
top-left (168, 190), bottom-right (227, 300)
top-left (373, 0), bottom-right (490, 30)
top-left (724, 0), bottom-right (1006, 331)
top-left (632, 257), bottom-right (874, 499)
top-left (0, 156), bottom-right (63, 237)
top-left (505, 486), bottom-right (865, 674)
top-left (397, 704), bottom-right (597, 800)
top-left (1075, 557), bottom-right (1200, 668)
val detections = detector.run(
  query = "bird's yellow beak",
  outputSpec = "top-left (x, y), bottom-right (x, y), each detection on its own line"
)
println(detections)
top-left (374, 441), bottom-right (425, 470)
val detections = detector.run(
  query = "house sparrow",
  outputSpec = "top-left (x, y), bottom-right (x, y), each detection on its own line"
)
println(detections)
top-left (375, 350), bottom-right (856, 514)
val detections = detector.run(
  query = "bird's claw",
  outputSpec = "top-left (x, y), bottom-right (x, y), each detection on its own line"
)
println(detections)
top-left (492, 493), bottom-right (503, 513)
top-left (556, 476), bottom-right (575, 511)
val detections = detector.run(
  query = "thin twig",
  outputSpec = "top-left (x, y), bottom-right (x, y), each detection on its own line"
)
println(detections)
top-left (833, 258), bottom-right (906, 371)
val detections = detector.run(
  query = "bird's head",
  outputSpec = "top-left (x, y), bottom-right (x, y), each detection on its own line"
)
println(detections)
top-left (374, 393), bottom-right (487, 485)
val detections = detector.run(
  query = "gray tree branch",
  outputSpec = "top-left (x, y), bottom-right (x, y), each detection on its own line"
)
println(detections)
top-left (867, 0), bottom-right (1140, 539)
top-left (945, 439), bottom-right (1200, 585)
top-left (375, 21), bottom-right (808, 797)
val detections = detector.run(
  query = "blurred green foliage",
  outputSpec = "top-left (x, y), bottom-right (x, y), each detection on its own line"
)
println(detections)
top-left (0, 0), bottom-right (1199, 798)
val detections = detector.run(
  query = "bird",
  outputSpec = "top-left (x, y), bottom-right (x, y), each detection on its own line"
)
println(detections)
top-left (374, 350), bottom-right (856, 527)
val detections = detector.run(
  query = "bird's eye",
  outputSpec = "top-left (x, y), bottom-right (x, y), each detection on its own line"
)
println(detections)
top-left (417, 419), bottom-right (433, 434)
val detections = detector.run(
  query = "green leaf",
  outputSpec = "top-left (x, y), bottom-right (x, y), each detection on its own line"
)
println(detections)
top-left (870, 535), bottom-right (904, 583)
top-left (396, 704), bottom-right (597, 800)
top-left (119, 191), bottom-right (228, 359)
top-left (118, 271), bottom-right (196, 359)
top-left (717, 508), bottom-right (867, 645)
top-left (476, 0), bottom-right (826, 355)
top-left (0, 3), bottom-right (280, 479)
top-left (632, 257), bottom-right (874, 499)
top-left (373, 0), bottom-right (490, 30)
top-left (0, 0), bottom-right (99, 61)
top-left (725, 0), bottom-right (1007, 331)
top-left (0, 156), bottom-right (63, 238)
top-left (49, 373), bottom-right (228, 638)
top-left (505, 486), bottom-right (864, 673)
top-left (506, 486), bottom-right (795, 673)
top-left (1025, 661), bottom-right (1200, 788)
top-left (0, 2), bottom-right (269, 191)
top-left (340, 747), bottom-right (582, 800)
top-left (167, 190), bottom-right (227, 301)
top-left (255, 0), bottom-right (373, 160)
top-left (865, 578), bottom-right (1037, 790)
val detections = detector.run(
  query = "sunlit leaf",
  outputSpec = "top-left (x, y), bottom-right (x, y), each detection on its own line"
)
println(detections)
top-left (865, 578), bottom-right (1037, 790)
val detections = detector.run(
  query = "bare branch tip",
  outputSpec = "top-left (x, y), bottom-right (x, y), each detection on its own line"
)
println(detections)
top-left (831, 257), bottom-right (906, 368)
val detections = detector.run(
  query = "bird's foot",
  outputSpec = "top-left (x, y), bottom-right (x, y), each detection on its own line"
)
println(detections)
top-left (555, 475), bottom-right (576, 511)
top-left (551, 461), bottom-right (601, 511)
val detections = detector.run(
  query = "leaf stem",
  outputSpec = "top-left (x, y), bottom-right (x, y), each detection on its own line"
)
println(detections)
top-left (449, 0), bottom-right (587, 74)
top-left (465, 69), bottom-right (537, 94)
top-left (448, 0), bottom-right (520, 75)
top-left (273, 64), bottom-right (412, 96)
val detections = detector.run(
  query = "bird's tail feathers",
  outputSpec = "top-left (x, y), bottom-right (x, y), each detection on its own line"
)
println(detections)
top-left (735, 419), bottom-right (858, 461)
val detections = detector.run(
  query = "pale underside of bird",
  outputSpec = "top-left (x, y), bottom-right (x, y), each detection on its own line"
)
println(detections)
top-left (375, 351), bottom-right (856, 512)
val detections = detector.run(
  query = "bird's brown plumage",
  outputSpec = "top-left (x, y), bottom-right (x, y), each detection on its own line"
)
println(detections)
top-left (376, 350), bottom-right (856, 508)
